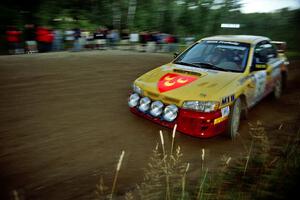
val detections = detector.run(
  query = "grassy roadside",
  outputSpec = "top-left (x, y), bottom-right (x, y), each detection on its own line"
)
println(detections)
top-left (95, 121), bottom-right (300, 200)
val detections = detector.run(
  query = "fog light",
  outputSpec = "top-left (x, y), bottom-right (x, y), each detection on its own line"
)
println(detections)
top-left (150, 101), bottom-right (164, 117)
top-left (163, 105), bottom-right (178, 122)
top-left (128, 93), bottom-right (140, 108)
top-left (139, 97), bottom-right (151, 112)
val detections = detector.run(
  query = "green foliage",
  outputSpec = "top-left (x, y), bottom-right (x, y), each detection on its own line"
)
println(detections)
top-left (1, 0), bottom-right (300, 50)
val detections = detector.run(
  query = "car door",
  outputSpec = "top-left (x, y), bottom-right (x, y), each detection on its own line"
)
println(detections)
top-left (247, 41), bottom-right (281, 106)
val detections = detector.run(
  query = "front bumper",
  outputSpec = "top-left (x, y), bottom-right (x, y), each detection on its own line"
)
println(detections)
top-left (130, 107), bottom-right (228, 138)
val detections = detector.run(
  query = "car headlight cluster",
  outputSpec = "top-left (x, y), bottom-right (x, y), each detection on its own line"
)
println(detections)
top-left (139, 97), bottom-right (151, 112)
top-left (128, 93), bottom-right (140, 108)
top-left (150, 101), bottom-right (164, 117)
top-left (128, 93), bottom-right (178, 122)
top-left (162, 104), bottom-right (178, 122)
top-left (182, 101), bottom-right (219, 112)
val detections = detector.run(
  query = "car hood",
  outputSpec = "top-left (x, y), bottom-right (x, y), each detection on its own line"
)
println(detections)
top-left (135, 63), bottom-right (242, 106)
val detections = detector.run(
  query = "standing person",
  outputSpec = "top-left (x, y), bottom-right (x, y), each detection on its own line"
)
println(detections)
top-left (52, 29), bottom-right (63, 51)
top-left (164, 34), bottom-right (176, 52)
top-left (36, 26), bottom-right (46, 52)
top-left (36, 27), bottom-right (53, 52)
top-left (80, 30), bottom-right (90, 50)
top-left (6, 26), bottom-right (22, 54)
top-left (24, 24), bottom-right (37, 53)
top-left (110, 29), bottom-right (119, 49)
top-left (64, 29), bottom-right (75, 50)
top-left (139, 31), bottom-right (146, 52)
top-left (93, 28), bottom-right (106, 50)
top-left (45, 28), bottom-right (54, 52)
top-left (72, 27), bottom-right (81, 52)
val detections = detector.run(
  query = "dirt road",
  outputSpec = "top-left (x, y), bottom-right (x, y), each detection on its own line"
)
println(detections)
top-left (0, 51), bottom-right (299, 199)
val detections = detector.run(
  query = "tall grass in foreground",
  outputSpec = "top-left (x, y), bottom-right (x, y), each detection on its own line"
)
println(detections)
top-left (95, 121), bottom-right (300, 200)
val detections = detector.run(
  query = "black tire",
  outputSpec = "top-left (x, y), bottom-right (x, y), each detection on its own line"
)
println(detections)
top-left (226, 98), bottom-right (241, 139)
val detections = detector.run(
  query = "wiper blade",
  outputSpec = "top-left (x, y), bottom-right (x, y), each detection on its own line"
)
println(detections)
top-left (174, 61), bottom-right (200, 68)
top-left (191, 62), bottom-right (229, 72)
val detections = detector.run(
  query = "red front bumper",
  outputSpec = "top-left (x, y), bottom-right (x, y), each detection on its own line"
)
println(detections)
top-left (130, 107), bottom-right (228, 138)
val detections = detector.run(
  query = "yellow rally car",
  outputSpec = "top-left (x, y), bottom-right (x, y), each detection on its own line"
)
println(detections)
top-left (128, 35), bottom-right (289, 138)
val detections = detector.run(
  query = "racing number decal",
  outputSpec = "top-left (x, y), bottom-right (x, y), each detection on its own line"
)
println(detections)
top-left (158, 73), bottom-right (197, 93)
top-left (254, 71), bottom-right (267, 100)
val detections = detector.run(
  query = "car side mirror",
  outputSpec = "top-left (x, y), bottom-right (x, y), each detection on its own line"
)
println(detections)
top-left (173, 52), bottom-right (179, 58)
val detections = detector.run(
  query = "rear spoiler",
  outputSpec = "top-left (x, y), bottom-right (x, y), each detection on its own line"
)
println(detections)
top-left (271, 41), bottom-right (287, 53)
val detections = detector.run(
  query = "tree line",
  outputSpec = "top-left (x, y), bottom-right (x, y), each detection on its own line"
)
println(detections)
top-left (1, 0), bottom-right (300, 50)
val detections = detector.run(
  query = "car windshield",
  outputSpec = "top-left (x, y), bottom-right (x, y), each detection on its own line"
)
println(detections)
top-left (174, 40), bottom-right (250, 72)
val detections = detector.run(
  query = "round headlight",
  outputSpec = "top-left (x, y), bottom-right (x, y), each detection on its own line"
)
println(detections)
top-left (150, 101), bottom-right (164, 117)
top-left (139, 97), bottom-right (151, 112)
top-left (163, 105), bottom-right (178, 122)
top-left (128, 93), bottom-right (140, 108)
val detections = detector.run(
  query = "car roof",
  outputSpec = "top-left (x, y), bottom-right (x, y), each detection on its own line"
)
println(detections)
top-left (200, 35), bottom-right (270, 44)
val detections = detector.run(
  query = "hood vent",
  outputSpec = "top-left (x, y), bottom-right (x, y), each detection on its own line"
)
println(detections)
top-left (173, 69), bottom-right (202, 76)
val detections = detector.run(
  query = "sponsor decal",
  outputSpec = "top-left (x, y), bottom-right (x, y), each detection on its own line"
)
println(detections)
top-left (206, 40), bottom-right (240, 46)
top-left (158, 73), bottom-right (197, 93)
top-left (254, 71), bottom-right (266, 100)
top-left (222, 95), bottom-right (235, 105)
top-left (221, 106), bottom-right (230, 117)
top-left (255, 64), bottom-right (267, 69)
top-left (214, 106), bottom-right (230, 125)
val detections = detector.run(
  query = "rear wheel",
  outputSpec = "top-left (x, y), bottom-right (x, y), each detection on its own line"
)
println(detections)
top-left (226, 98), bottom-right (241, 139)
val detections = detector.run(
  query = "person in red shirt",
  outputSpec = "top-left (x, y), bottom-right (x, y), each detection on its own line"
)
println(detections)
top-left (36, 26), bottom-right (54, 52)
top-left (6, 26), bottom-right (22, 54)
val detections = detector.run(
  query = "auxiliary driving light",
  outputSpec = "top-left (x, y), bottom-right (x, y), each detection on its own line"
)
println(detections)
top-left (139, 97), bottom-right (151, 112)
top-left (150, 101), bottom-right (164, 117)
top-left (128, 93), bottom-right (140, 108)
top-left (163, 105), bottom-right (178, 122)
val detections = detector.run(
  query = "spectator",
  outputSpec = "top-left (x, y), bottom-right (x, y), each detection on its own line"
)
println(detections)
top-left (24, 24), bottom-right (38, 53)
top-left (94, 28), bottom-right (106, 50)
top-left (6, 26), bottom-right (22, 54)
top-left (72, 27), bottom-right (81, 51)
top-left (80, 30), bottom-right (90, 50)
top-left (85, 31), bottom-right (94, 50)
top-left (164, 34), bottom-right (178, 52)
top-left (64, 29), bottom-right (75, 50)
top-left (52, 29), bottom-right (63, 51)
top-left (36, 27), bottom-right (53, 52)
top-left (109, 29), bottom-right (120, 49)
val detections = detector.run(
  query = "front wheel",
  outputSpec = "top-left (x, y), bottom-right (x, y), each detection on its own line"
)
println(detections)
top-left (226, 98), bottom-right (241, 139)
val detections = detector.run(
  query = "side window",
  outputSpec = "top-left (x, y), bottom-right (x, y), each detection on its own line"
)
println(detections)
top-left (253, 42), bottom-right (268, 64)
top-left (253, 41), bottom-right (277, 64)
